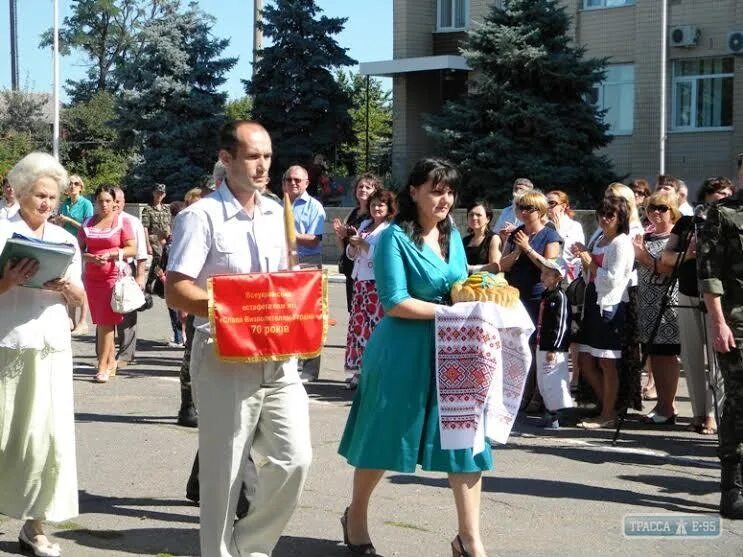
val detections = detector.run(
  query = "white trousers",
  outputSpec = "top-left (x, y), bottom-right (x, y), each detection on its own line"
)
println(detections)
top-left (536, 350), bottom-right (573, 412)
top-left (677, 293), bottom-right (724, 419)
top-left (191, 330), bottom-right (312, 557)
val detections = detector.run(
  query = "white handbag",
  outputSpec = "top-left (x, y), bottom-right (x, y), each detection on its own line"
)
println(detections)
top-left (111, 251), bottom-right (145, 314)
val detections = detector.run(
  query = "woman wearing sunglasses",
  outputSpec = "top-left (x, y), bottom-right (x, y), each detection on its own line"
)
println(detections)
top-left (546, 191), bottom-right (584, 281)
top-left (500, 189), bottom-right (562, 411)
top-left (632, 191), bottom-right (682, 424)
top-left (55, 175), bottom-right (94, 334)
top-left (571, 196), bottom-right (635, 428)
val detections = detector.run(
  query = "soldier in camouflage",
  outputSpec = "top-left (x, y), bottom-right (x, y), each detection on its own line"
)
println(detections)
top-left (699, 182), bottom-right (743, 519)
top-left (141, 183), bottom-right (172, 294)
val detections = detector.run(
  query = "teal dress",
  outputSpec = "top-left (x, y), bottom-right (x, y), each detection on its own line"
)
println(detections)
top-left (338, 224), bottom-right (493, 473)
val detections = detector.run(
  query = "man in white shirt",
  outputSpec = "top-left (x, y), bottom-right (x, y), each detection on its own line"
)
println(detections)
top-left (282, 165), bottom-right (326, 382)
top-left (166, 121), bottom-right (311, 557)
top-left (0, 177), bottom-right (19, 220)
top-left (677, 181), bottom-right (694, 216)
top-left (113, 187), bottom-right (148, 365)
top-left (491, 177), bottom-right (534, 239)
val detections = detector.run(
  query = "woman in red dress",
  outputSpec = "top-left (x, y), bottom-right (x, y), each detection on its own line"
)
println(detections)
top-left (78, 184), bottom-right (136, 382)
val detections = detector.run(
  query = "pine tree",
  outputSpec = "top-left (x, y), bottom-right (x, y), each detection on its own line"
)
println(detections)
top-left (115, 1), bottom-right (236, 200)
top-left (246, 0), bottom-right (356, 187)
top-left (425, 0), bottom-right (617, 206)
top-left (336, 71), bottom-right (392, 178)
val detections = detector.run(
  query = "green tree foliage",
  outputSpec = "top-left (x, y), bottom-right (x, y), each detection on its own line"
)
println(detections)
top-left (425, 0), bottom-right (617, 206)
top-left (0, 89), bottom-right (52, 170)
top-left (0, 89), bottom-right (50, 139)
top-left (60, 91), bottom-right (131, 190)
top-left (225, 96), bottom-right (253, 121)
top-left (40, 0), bottom-right (156, 103)
top-left (0, 133), bottom-right (35, 177)
top-left (246, 0), bottom-right (356, 186)
top-left (336, 71), bottom-right (392, 178)
top-left (115, 1), bottom-right (237, 200)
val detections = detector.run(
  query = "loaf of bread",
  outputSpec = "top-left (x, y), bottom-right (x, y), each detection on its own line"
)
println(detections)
top-left (451, 272), bottom-right (520, 307)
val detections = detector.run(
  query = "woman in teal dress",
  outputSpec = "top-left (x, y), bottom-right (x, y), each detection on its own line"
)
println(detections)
top-left (338, 158), bottom-right (491, 557)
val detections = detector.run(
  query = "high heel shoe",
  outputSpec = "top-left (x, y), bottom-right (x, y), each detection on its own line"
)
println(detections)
top-left (18, 524), bottom-right (61, 557)
top-left (451, 535), bottom-right (471, 557)
top-left (340, 507), bottom-right (376, 555)
top-left (644, 413), bottom-right (677, 425)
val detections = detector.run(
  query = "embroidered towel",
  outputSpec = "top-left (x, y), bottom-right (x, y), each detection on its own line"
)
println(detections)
top-left (435, 301), bottom-right (534, 453)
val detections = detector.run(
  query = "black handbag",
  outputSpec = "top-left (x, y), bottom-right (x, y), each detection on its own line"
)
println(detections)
top-left (566, 275), bottom-right (586, 308)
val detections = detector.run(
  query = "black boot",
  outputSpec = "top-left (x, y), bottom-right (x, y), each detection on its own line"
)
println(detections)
top-left (720, 461), bottom-right (743, 519)
top-left (178, 390), bottom-right (198, 428)
top-left (236, 486), bottom-right (250, 520)
top-left (186, 453), bottom-right (199, 505)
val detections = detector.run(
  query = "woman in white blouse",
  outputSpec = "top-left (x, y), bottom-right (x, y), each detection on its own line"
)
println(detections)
top-left (0, 153), bottom-right (85, 557)
top-left (571, 196), bottom-right (635, 429)
top-left (344, 189), bottom-right (395, 390)
top-left (546, 190), bottom-right (584, 281)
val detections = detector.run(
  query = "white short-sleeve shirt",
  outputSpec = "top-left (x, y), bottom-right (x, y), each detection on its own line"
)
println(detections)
top-left (120, 212), bottom-right (148, 262)
top-left (167, 183), bottom-right (288, 333)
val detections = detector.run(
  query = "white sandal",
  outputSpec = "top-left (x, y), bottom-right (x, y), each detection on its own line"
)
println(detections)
top-left (19, 524), bottom-right (61, 557)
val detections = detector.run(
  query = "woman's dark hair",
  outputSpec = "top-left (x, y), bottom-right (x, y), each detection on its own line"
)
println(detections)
top-left (466, 200), bottom-right (493, 221)
top-left (698, 176), bottom-right (734, 203)
top-left (368, 188), bottom-right (396, 221)
top-left (597, 196), bottom-right (630, 236)
top-left (395, 158), bottom-right (459, 258)
top-left (628, 179), bottom-right (651, 198)
top-left (94, 183), bottom-right (117, 200)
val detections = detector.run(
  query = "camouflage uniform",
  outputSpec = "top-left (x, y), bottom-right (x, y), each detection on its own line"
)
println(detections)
top-left (141, 204), bottom-right (171, 291)
top-left (698, 190), bottom-right (743, 518)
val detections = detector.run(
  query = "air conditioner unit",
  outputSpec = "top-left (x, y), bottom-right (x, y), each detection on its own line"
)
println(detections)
top-left (670, 25), bottom-right (700, 48)
top-left (728, 31), bottom-right (743, 54)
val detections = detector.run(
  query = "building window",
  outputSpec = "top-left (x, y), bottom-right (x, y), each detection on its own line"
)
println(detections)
top-left (583, 0), bottom-right (635, 9)
top-left (672, 58), bottom-right (734, 130)
top-left (590, 64), bottom-right (635, 135)
top-left (438, 0), bottom-right (467, 31)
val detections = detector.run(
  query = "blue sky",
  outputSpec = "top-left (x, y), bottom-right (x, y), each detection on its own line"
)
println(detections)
top-left (0, 0), bottom-right (393, 100)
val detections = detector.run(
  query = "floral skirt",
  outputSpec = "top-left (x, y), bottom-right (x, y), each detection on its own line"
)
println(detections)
top-left (345, 280), bottom-right (384, 374)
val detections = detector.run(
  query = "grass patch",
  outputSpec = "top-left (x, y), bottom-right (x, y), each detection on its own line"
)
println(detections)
top-left (156, 553), bottom-right (174, 557)
top-left (383, 520), bottom-right (430, 532)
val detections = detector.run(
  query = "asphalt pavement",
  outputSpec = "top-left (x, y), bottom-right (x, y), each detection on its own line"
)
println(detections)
top-left (1, 278), bottom-right (742, 557)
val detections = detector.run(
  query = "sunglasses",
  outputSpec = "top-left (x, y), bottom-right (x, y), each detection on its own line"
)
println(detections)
top-left (547, 200), bottom-right (560, 207)
top-left (70, 181), bottom-right (81, 186)
top-left (632, 190), bottom-right (647, 197)
top-left (597, 211), bottom-right (616, 219)
top-left (517, 204), bottom-right (537, 213)
top-left (647, 204), bottom-right (670, 213)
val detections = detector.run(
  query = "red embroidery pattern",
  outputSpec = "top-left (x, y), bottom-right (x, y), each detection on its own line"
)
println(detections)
top-left (436, 315), bottom-right (501, 433)
top-left (345, 280), bottom-right (384, 371)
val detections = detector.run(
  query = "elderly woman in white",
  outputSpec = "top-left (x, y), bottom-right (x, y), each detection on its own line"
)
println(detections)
top-left (0, 153), bottom-right (84, 557)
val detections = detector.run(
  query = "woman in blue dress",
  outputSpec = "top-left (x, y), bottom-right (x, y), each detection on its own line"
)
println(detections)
top-left (338, 159), bottom-right (490, 557)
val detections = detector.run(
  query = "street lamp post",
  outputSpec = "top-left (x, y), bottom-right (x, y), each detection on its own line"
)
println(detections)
top-left (253, 0), bottom-right (263, 77)
top-left (659, 0), bottom-right (668, 175)
top-left (52, 0), bottom-right (60, 160)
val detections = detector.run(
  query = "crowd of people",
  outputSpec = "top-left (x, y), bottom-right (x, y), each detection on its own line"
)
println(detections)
top-left (0, 121), bottom-right (741, 557)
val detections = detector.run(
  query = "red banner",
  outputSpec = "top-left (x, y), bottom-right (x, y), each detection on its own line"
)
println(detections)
top-left (208, 270), bottom-right (328, 362)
